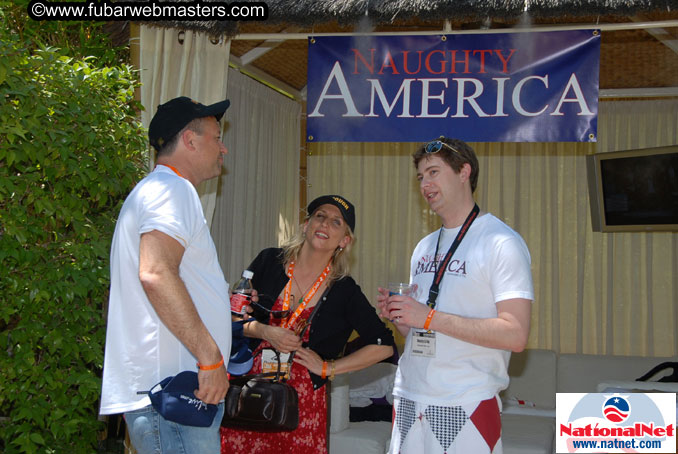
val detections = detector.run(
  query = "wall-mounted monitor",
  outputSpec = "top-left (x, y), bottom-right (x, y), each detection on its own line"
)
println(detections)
top-left (586, 145), bottom-right (678, 232)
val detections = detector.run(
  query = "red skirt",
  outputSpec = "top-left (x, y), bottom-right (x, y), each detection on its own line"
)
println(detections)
top-left (220, 305), bottom-right (328, 454)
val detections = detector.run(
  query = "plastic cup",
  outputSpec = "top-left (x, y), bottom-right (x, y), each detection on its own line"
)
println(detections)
top-left (388, 282), bottom-right (414, 296)
top-left (387, 282), bottom-right (413, 322)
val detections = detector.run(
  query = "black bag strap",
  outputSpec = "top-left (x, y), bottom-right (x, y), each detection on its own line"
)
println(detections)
top-left (248, 348), bottom-right (286, 382)
top-left (287, 285), bottom-right (331, 367)
top-left (238, 285), bottom-right (331, 384)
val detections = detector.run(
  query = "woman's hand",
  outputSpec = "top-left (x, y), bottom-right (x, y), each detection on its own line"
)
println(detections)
top-left (263, 325), bottom-right (302, 353)
top-left (292, 347), bottom-right (324, 376)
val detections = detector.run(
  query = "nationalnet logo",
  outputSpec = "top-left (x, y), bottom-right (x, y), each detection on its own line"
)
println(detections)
top-left (556, 393), bottom-right (676, 453)
top-left (603, 395), bottom-right (630, 423)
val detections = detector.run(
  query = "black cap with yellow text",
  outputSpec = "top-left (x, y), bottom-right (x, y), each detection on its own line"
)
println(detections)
top-left (307, 195), bottom-right (356, 232)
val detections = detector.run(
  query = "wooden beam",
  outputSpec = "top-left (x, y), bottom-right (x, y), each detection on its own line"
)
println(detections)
top-left (632, 15), bottom-right (678, 55)
top-left (239, 27), bottom-right (301, 65)
top-left (229, 55), bottom-right (304, 101)
top-left (600, 87), bottom-right (678, 98)
top-left (233, 20), bottom-right (678, 40)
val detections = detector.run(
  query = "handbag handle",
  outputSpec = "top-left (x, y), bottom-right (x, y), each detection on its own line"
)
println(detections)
top-left (246, 347), bottom-right (286, 382)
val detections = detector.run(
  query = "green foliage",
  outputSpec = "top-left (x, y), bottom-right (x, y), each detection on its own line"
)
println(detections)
top-left (0, 36), bottom-right (147, 453)
top-left (0, 0), bottom-right (128, 66)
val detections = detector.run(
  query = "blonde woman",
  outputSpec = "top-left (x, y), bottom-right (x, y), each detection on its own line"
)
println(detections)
top-left (220, 195), bottom-right (395, 454)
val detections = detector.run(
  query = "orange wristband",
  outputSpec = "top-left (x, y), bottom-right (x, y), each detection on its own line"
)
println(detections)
top-left (197, 355), bottom-right (224, 371)
top-left (423, 309), bottom-right (436, 330)
top-left (321, 361), bottom-right (328, 379)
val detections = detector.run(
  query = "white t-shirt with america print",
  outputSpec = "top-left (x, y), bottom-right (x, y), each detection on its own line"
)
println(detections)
top-left (393, 213), bottom-right (534, 407)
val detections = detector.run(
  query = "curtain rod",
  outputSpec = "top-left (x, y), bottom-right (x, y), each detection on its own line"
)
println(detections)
top-left (233, 19), bottom-right (678, 40)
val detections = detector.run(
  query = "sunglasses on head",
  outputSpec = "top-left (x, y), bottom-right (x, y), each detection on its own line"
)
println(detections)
top-left (425, 140), bottom-right (460, 154)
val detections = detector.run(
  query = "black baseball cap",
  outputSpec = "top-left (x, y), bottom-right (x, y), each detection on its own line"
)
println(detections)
top-left (307, 195), bottom-right (356, 232)
top-left (148, 96), bottom-right (230, 152)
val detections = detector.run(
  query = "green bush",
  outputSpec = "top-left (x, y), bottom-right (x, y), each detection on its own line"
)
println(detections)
top-left (0, 37), bottom-right (146, 453)
top-left (1, 0), bottom-right (128, 67)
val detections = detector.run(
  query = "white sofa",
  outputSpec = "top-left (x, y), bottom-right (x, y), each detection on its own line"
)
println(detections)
top-left (500, 349), bottom-right (676, 454)
top-left (329, 365), bottom-right (393, 454)
top-left (329, 350), bottom-right (676, 454)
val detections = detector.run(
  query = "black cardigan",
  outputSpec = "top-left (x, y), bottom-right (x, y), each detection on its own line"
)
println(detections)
top-left (246, 248), bottom-right (395, 389)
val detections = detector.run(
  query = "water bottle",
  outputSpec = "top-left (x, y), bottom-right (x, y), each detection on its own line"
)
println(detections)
top-left (230, 270), bottom-right (254, 316)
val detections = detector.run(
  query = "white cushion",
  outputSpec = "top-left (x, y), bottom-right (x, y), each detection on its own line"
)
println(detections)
top-left (501, 414), bottom-right (555, 454)
top-left (329, 421), bottom-right (392, 454)
top-left (557, 354), bottom-right (672, 393)
top-left (502, 401), bottom-right (556, 418)
top-left (502, 349), bottom-right (557, 409)
top-left (329, 374), bottom-right (350, 433)
top-left (348, 363), bottom-right (397, 407)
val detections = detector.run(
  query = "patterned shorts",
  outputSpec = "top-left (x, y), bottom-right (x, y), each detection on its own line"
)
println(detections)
top-left (388, 396), bottom-right (502, 454)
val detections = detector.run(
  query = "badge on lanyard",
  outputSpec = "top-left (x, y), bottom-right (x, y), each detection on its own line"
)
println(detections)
top-left (411, 329), bottom-right (436, 357)
top-left (261, 349), bottom-right (291, 375)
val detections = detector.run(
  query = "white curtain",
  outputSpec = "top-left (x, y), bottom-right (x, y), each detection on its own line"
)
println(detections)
top-left (139, 25), bottom-right (231, 227)
top-left (211, 68), bottom-right (301, 282)
top-left (308, 99), bottom-right (678, 357)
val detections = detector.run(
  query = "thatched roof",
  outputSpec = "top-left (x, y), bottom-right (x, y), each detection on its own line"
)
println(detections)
top-left (134, 0), bottom-right (678, 98)
top-left (149, 0), bottom-right (678, 37)
top-left (263, 0), bottom-right (677, 23)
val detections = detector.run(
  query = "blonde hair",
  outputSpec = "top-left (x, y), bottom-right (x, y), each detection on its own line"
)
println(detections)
top-left (281, 217), bottom-right (355, 284)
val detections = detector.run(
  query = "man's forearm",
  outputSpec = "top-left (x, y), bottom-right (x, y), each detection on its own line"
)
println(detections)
top-left (138, 230), bottom-right (223, 365)
top-left (140, 267), bottom-right (223, 365)
top-left (427, 299), bottom-right (531, 352)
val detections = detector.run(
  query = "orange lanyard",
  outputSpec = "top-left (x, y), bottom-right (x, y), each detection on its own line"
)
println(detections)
top-left (158, 164), bottom-right (184, 178)
top-left (281, 260), bottom-right (331, 329)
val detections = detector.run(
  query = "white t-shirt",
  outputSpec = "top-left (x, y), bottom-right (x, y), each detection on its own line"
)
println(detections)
top-left (393, 213), bottom-right (534, 407)
top-left (100, 165), bottom-right (231, 415)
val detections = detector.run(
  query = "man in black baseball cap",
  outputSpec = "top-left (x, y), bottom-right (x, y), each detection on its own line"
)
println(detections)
top-left (101, 95), bottom-right (235, 454)
top-left (148, 96), bottom-right (230, 154)
top-left (145, 96), bottom-right (231, 186)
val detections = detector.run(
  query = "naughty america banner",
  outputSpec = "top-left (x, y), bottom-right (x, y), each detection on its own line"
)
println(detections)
top-left (306, 31), bottom-right (600, 142)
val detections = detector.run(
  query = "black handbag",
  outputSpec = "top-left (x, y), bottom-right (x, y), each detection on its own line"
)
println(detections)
top-left (222, 287), bottom-right (330, 432)
top-left (222, 349), bottom-right (299, 432)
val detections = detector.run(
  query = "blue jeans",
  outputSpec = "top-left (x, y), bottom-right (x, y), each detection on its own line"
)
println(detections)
top-left (125, 403), bottom-right (224, 454)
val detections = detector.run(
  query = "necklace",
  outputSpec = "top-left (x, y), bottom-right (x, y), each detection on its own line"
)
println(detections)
top-left (292, 275), bottom-right (315, 305)
top-left (281, 260), bottom-right (331, 329)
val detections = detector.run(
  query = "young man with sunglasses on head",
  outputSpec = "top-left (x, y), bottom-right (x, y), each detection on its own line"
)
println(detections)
top-left (377, 137), bottom-right (534, 454)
